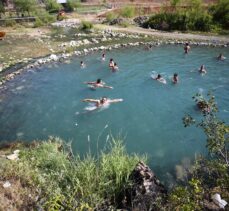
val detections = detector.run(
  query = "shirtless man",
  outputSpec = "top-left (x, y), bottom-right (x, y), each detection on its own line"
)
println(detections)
top-left (82, 97), bottom-right (123, 108)
top-left (184, 43), bottom-right (191, 54)
top-left (199, 65), bottom-right (207, 74)
top-left (84, 79), bottom-right (113, 89)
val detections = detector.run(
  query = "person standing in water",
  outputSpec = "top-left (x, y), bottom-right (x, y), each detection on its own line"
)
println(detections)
top-left (109, 58), bottom-right (114, 68)
top-left (80, 61), bottom-right (86, 68)
top-left (84, 79), bottom-right (113, 89)
top-left (172, 73), bottom-right (179, 84)
top-left (82, 97), bottom-right (123, 108)
top-left (112, 63), bottom-right (119, 72)
top-left (217, 53), bottom-right (226, 61)
top-left (184, 43), bottom-right (191, 54)
top-left (199, 65), bottom-right (207, 74)
top-left (102, 53), bottom-right (106, 61)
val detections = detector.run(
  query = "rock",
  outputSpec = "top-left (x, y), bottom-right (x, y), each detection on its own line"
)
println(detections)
top-left (133, 16), bottom-right (149, 26)
top-left (110, 18), bottom-right (124, 25)
top-left (212, 193), bottom-right (227, 209)
top-left (50, 54), bottom-right (58, 61)
top-left (3, 181), bottom-right (11, 188)
top-left (120, 161), bottom-right (167, 211)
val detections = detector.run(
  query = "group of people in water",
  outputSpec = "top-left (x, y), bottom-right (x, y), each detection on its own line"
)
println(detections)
top-left (81, 43), bottom-right (226, 109)
top-left (152, 43), bottom-right (226, 84)
top-left (82, 53), bottom-right (122, 109)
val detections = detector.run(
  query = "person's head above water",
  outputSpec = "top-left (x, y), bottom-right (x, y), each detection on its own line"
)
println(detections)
top-left (100, 97), bottom-right (107, 104)
top-left (157, 74), bottom-right (161, 79)
top-left (174, 73), bottom-right (178, 77)
top-left (96, 79), bottom-right (102, 83)
top-left (110, 58), bottom-right (113, 62)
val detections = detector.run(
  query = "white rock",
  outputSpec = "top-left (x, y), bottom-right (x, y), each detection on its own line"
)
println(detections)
top-left (212, 193), bottom-right (227, 209)
top-left (3, 181), bottom-right (11, 188)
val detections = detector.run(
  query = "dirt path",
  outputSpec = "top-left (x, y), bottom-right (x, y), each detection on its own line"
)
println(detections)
top-left (95, 24), bottom-right (229, 43)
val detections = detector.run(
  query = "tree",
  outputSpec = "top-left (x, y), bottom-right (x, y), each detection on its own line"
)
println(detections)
top-left (183, 92), bottom-right (229, 166)
top-left (14, 0), bottom-right (37, 16)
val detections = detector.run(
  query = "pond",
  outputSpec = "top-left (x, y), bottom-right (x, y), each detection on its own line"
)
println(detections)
top-left (0, 45), bottom-right (228, 181)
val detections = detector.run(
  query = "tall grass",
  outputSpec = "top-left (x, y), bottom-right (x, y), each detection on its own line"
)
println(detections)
top-left (0, 137), bottom-right (146, 210)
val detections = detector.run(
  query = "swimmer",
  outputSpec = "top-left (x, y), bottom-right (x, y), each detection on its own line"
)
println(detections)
top-left (109, 58), bottom-right (114, 68)
top-left (112, 63), bottom-right (119, 72)
top-left (102, 53), bottom-right (106, 61)
top-left (82, 97), bottom-right (123, 108)
top-left (199, 65), bottom-right (207, 74)
top-left (152, 74), bottom-right (167, 84)
top-left (84, 79), bottom-right (113, 89)
top-left (80, 61), bottom-right (86, 68)
top-left (184, 43), bottom-right (191, 54)
top-left (172, 73), bottom-right (179, 84)
top-left (217, 53), bottom-right (226, 61)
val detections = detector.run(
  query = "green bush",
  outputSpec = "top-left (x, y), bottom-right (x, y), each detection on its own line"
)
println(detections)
top-left (5, 19), bottom-right (17, 27)
top-left (120, 6), bottom-right (136, 18)
top-left (210, 0), bottom-right (229, 29)
top-left (34, 18), bottom-right (44, 28)
top-left (44, 0), bottom-right (62, 13)
top-left (144, 11), bottom-right (213, 32)
top-left (106, 12), bottom-right (118, 22)
top-left (80, 20), bottom-right (93, 31)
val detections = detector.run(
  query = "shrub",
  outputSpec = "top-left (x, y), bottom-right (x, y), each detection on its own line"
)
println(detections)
top-left (210, 0), bottom-right (229, 29)
top-left (120, 6), bottom-right (136, 18)
top-left (5, 19), bottom-right (17, 27)
top-left (44, 0), bottom-right (62, 13)
top-left (80, 20), bottom-right (93, 31)
top-left (34, 18), bottom-right (44, 28)
top-left (106, 12), bottom-right (118, 22)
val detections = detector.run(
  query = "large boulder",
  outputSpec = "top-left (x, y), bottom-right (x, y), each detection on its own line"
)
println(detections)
top-left (121, 161), bottom-right (167, 211)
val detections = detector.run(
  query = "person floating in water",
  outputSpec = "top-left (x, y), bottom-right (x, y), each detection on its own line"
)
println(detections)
top-left (152, 74), bottom-right (167, 84)
top-left (80, 61), bottom-right (86, 68)
top-left (172, 73), bottom-right (179, 84)
top-left (199, 65), bottom-right (207, 74)
top-left (217, 53), bottom-right (226, 61)
top-left (82, 97), bottom-right (123, 108)
top-left (112, 63), bottom-right (119, 72)
top-left (109, 58), bottom-right (115, 68)
top-left (184, 43), bottom-right (191, 54)
top-left (102, 53), bottom-right (106, 61)
top-left (84, 79), bottom-right (113, 89)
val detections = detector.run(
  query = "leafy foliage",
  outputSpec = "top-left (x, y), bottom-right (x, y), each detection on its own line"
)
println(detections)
top-left (80, 20), bottom-right (93, 31)
top-left (14, 0), bottom-right (37, 15)
top-left (183, 92), bottom-right (229, 166)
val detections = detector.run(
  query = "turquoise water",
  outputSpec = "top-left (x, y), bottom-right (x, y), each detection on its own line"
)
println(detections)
top-left (0, 45), bottom-right (228, 180)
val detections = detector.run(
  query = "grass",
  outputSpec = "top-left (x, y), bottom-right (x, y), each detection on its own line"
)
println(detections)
top-left (0, 137), bottom-right (146, 210)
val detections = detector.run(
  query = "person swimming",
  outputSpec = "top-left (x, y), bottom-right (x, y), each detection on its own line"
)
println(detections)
top-left (109, 58), bottom-right (114, 68)
top-left (217, 53), bottom-right (226, 61)
top-left (80, 61), bottom-right (85, 68)
top-left (102, 53), bottom-right (106, 61)
top-left (172, 73), bottom-right (179, 84)
top-left (199, 65), bottom-right (207, 74)
top-left (82, 97), bottom-right (123, 108)
top-left (153, 74), bottom-right (167, 84)
top-left (84, 79), bottom-right (113, 89)
top-left (112, 63), bottom-right (119, 72)
top-left (184, 43), bottom-right (191, 54)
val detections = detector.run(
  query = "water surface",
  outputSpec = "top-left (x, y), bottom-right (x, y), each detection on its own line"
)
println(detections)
top-left (0, 45), bottom-right (228, 180)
